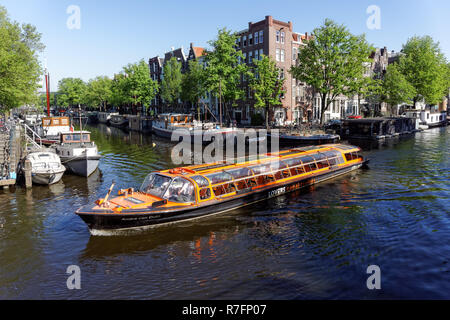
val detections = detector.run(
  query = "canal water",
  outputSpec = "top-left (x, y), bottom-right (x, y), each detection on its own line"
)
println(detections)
top-left (0, 124), bottom-right (449, 299)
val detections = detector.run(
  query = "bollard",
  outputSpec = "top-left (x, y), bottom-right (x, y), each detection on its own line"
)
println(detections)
top-left (24, 159), bottom-right (32, 189)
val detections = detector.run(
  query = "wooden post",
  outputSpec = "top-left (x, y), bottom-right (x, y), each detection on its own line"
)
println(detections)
top-left (24, 159), bottom-right (32, 189)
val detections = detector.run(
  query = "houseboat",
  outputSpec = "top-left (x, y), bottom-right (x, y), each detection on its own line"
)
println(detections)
top-left (75, 143), bottom-right (368, 233)
top-left (403, 107), bottom-right (447, 129)
top-left (152, 113), bottom-right (241, 144)
top-left (98, 112), bottom-right (118, 125)
top-left (268, 131), bottom-right (340, 147)
top-left (53, 131), bottom-right (101, 177)
top-left (35, 116), bottom-right (72, 145)
top-left (109, 114), bottom-right (129, 128)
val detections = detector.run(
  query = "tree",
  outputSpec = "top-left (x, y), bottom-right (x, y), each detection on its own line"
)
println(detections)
top-left (397, 36), bottom-right (449, 107)
top-left (86, 76), bottom-right (112, 111)
top-left (181, 59), bottom-right (206, 120)
top-left (289, 19), bottom-right (373, 124)
top-left (0, 6), bottom-right (45, 113)
top-left (204, 28), bottom-right (246, 126)
top-left (249, 55), bottom-right (284, 129)
top-left (381, 63), bottom-right (416, 114)
top-left (161, 57), bottom-right (182, 111)
top-left (122, 60), bottom-right (158, 114)
top-left (57, 78), bottom-right (87, 108)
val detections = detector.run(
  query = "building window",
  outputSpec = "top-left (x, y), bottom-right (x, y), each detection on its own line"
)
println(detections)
top-left (281, 32), bottom-right (285, 44)
top-left (276, 48), bottom-right (280, 62)
top-left (243, 35), bottom-right (247, 47)
top-left (259, 30), bottom-right (263, 43)
top-left (249, 51), bottom-right (253, 63)
top-left (249, 33), bottom-right (253, 46)
top-left (236, 37), bottom-right (241, 48)
top-left (259, 49), bottom-right (263, 59)
top-left (254, 32), bottom-right (258, 45)
top-left (276, 30), bottom-right (280, 43)
top-left (280, 49), bottom-right (285, 62)
top-left (243, 52), bottom-right (247, 63)
top-left (254, 50), bottom-right (259, 61)
top-left (292, 47), bottom-right (297, 61)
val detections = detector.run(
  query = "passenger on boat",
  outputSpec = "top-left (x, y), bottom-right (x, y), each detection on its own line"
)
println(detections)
top-left (164, 177), bottom-right (195, 203)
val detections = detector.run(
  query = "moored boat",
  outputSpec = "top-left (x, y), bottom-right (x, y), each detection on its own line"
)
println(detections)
top-left (25, 150), bottom-right (66, 185)
top-left (109, 114), bottom-right (129, 128)
top-left (35, 116), bottom-right (72, 145)
top-left (53, 131), bottom-right (101, 177)
top-left (75, 143), bottom-right (368, 234)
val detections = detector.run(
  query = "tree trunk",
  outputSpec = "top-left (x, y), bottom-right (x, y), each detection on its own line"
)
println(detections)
top-left (320, 93), bottom-right (327, 125)
top-left (266, 104), bottom-right (270, 131)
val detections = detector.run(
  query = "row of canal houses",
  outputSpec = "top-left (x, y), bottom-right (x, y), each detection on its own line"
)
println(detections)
top-left (148, 15), bottom-right (450, 127)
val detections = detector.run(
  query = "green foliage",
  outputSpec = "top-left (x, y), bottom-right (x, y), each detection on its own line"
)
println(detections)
top-left (86, 76), bottom-right (112, 110)
top-left (398, 36), bottom-right (448, 105)
top-left (123, 60), bottom-right (158, 109)
top-left (289, 19), bottom-right (373, 123)
top-left (382, 63), bottom-right (416, 106)
top-left (0, 6), bottom-right (45, 112)
top-left (249, 55), bottom-right (284, 129)
top-left (204, 28), bottom-right (247, 122)
top-left (161, 57), bottom-right (182, 107)
top-left (181, 59), bottom-right (206, 105)
top-left (57, 78), bottom-right (87, 107)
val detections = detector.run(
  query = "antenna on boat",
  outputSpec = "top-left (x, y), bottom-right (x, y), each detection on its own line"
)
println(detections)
top-left (79, 104), bottom-right (83, 145)
top-left (96, 180), bottom-right (116, 206)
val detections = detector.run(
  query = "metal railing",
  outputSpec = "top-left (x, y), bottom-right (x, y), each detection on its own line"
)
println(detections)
top-left (22, 123), bottom-right (42, 149)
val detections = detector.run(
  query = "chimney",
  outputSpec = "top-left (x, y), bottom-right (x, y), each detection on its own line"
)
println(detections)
top-left (266, 15), bottom-right (273, 26)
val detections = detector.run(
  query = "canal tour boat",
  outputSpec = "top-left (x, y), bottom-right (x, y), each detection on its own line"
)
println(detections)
top-left (75, 143), bottom-right (368, 233)
top-left (53, 131), bottom-right (101, 177)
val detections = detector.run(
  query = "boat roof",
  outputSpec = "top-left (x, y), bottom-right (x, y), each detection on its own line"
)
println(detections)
top-left (60, 131), bottom-right (91, 134)
top-left (158, 144), bottom-right (361, 178)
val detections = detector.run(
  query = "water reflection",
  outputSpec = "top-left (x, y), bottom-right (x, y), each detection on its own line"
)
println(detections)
top-left (0, 125), bottom-right (449, 299)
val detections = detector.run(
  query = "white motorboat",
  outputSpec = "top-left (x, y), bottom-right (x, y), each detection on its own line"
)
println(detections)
top-left (53, 131), bottom-right (101, 177)
top-left (25, 151), bottom-right (66, 185)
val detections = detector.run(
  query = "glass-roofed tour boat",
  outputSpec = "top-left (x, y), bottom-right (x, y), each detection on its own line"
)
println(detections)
top-left (76, 144), bottom-right (369, 234)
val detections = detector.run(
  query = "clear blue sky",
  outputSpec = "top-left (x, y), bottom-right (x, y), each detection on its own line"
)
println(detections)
top-left (1, 0), bottom-right (449, 90)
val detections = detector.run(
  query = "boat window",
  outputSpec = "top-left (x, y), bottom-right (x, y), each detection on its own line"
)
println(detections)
top-left (327, 157), bottom-right (338, 166)
top-left (249, 163), bottom-right (271, 175)
top-left (316, 158), bottom-right (330, 169)
top-left (205, 171), bottom-right (233, 185)
top-left (140, 174), bottom-right (172, 198)
top-left (226, 167), bottom-right (252, 180)
top-left (212, 183), bottom-right (236, 197)
top-left (199, 188), bottom-right (211, 200)
top-left (345, 152), bottom-right (360, 161)
top-left (191, 175), bottom-right (210, 188)
top-left (300, 155), bottom-right (315, 164)
top-left (285, 157), bottom-right (303, 176)
top-left (164, 177), bottom-right (195, 203)
top-left (309, 162), bottom-right (318, 171)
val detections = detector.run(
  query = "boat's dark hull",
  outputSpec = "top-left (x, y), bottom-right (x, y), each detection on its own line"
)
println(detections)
top-left (268, 133), bottom-right (340, 147)
top-left (76, 160), bottom-right (367, 233)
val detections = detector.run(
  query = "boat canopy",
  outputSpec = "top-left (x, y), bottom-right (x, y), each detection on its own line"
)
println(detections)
top-left (141, 144), bottom-right (362, 203)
